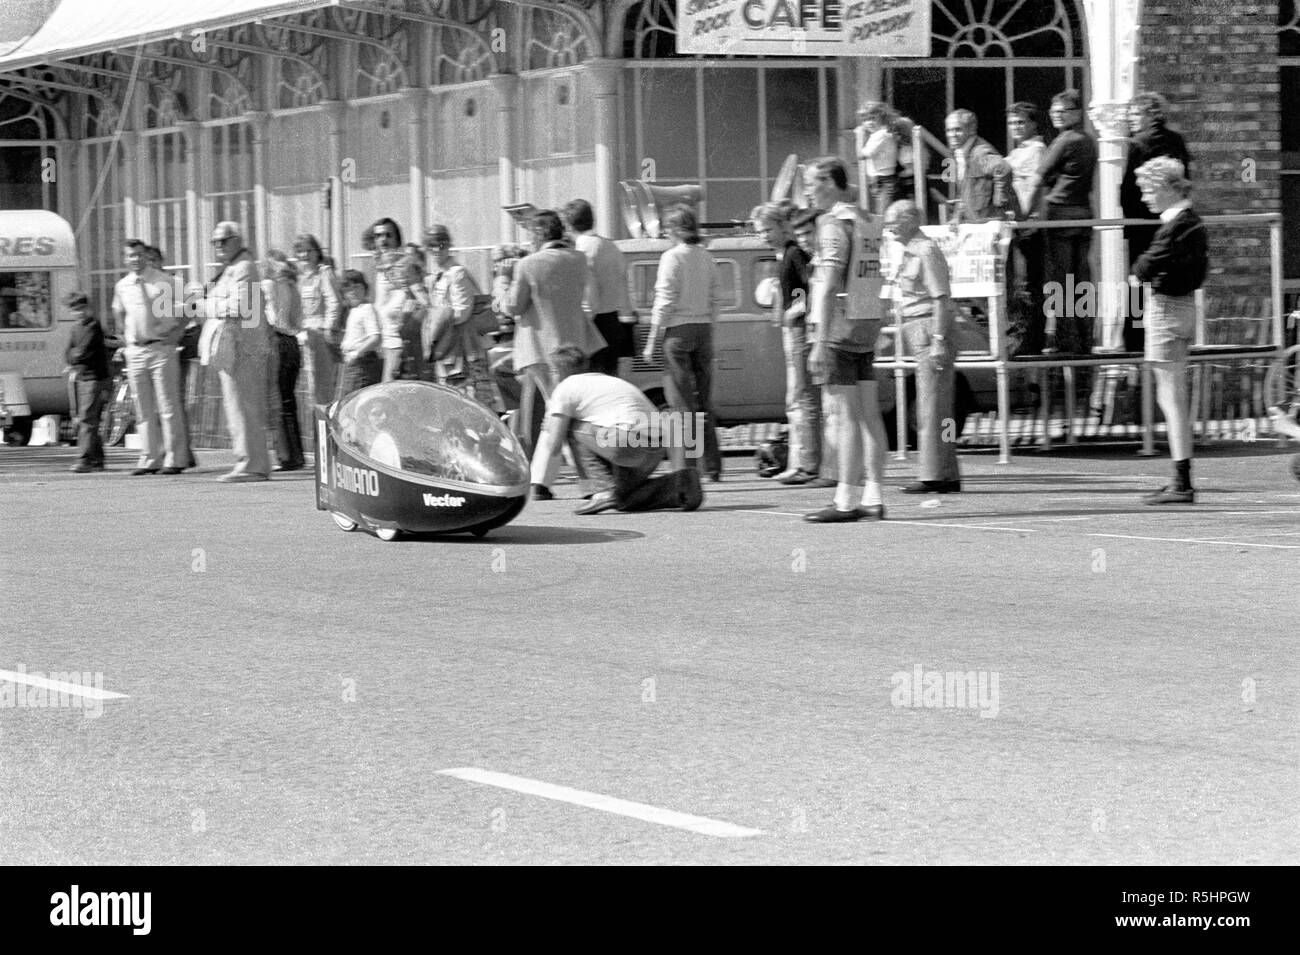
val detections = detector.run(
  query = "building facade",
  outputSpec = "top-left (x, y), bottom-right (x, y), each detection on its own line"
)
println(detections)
top-left (0, 0), bottom-right (1286, 334)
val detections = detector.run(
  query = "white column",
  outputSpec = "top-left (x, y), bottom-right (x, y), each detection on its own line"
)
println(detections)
top-left (1084, 0), bottom-right (1143, 350)
top-left (321, 100), bottom-right (347, 267)
top-left (585, 58), bottom-right (623, 239)
top-left (247, 110), bottom-right (270, 254)
top-left (179, 120), bottom-right (202, 285)
top-left (401, 86), bottom-right (429, 239)
top-left (489, 72), bottom-right (521, 243)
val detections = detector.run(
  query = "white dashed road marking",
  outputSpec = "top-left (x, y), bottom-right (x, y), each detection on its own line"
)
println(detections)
top-left (438, 768), bottom-right (764, 838)
top-left (1087, 533), bottom-right (1300, 550)
top-left (0, 668), bottom-right (129, 700)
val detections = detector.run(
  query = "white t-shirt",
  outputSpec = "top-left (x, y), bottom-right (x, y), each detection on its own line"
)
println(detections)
top-left (341, 302), bottom-right (380, 360)
top-left (546, 373), bottom-right (656, 431)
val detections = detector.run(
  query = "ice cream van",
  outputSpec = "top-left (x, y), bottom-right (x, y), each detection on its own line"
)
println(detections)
top-left (0, 210), bottom-right (80, 444)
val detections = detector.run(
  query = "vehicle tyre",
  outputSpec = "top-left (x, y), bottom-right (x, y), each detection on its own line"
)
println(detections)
top-left (4, 415), bottom-right (33, 446)
top-left (374, 527), bottom-right (399, 541)
top-left (331, 512), bottom-right (358, 532)
top-left (469, 525), bottom-right (491, 538)
top-left (1262, 345), bottom-right (1300, 412)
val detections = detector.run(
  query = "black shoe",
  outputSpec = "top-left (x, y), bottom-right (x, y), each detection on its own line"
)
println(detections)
top-left (804, 505), bottom-right (861, 523)
top-left (777, 469), bottom-right (818, 485)
top-left (70, 463), bottom-right (103, 473)
top-left (677, 469), bottom-right (704, 512)
top-left (131, 467), bottom-right (160, 476)
top-left (900, 479), bottom-right (961, 494)
top-left (273, 463), bottom-right (304, 473)
top-left (574, 490), bottom-right (618, 515)
top-left (1143, 485), bottom-right (1194, 505)
top-left (855, 504), bottom-right (886, 520)
top-left (706, 470), bottom-right (722, 483)
top-left (807, 477), bottom-right (838, 489)
top-left (530, 483), bottom-right (554, 501)
top-left (159, 467), bottom-right (186, 475)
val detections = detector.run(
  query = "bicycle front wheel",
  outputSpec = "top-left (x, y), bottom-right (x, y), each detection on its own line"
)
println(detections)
top-left (1262, 345), bottom-right (1300, 412)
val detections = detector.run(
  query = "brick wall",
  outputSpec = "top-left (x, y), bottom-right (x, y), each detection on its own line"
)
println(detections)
top-left (1139, 2), bottom-right (1281, 306)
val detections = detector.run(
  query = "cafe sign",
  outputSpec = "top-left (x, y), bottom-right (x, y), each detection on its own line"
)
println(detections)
top-left (676, 0), bottom-right (930, 56)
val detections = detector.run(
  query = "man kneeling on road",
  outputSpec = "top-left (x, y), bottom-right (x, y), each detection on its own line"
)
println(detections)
top-left (529, 346), bottom-right (704, 515)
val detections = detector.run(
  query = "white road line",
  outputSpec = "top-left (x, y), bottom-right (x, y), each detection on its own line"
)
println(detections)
top-left (734, 509), bottom-right (1039, 531)
top-left (437, 768), bottom-right (764, 838)
top-left (881, 519), bottom-right (1041, 532)
top-left (1087, 533), bottom-right (1300, 550)
top-left (0, 668), bottom-right (128, 700)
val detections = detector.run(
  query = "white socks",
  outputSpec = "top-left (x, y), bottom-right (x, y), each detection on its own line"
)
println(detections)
top-left (861, 482), bottom-right (883, 507)
top-left (834, 483), bottom-right (862, 511)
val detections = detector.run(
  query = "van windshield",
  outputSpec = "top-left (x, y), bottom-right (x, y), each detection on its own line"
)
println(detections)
top-left (0, 271), bottom-right (52, 330)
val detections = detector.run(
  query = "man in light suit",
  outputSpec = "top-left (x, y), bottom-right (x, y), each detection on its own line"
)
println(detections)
top-left (204, 221), bottom-right (271, 482)
top-left (944, 109), bottom-right (1011, 224)
top-left (502, 209), bottom-right (604, 457)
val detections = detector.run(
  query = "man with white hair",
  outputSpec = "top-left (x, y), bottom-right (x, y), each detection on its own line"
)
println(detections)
top-left (204, 221), bottom-right (271, 482)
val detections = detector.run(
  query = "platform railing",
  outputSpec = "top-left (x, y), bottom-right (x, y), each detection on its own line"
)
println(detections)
top-left (872, 212), bottom-right (1286, 464)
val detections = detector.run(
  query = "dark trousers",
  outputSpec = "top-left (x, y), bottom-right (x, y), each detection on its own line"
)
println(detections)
top-left (571, 424), bottom-right (683, 511)
top-left (1006, 229), bottom-right (1045, 356)
top-left (340, 353), bottom-right (382, 399)
top-left (592, 311), bottom-right (633, 376)
top-left (1042, 227), bottom-right (1093, 354)
top-left (272, 334), bottom-right (304, 467)
top-left (74, 378), bottom-right (109, 467)
top-left (662, 323), bottom-right (721, 475)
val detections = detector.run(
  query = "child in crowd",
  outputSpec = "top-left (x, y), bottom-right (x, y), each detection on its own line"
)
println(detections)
top-left (62, 291), bottom-right (111, 473)
top-left (338, 270), bottom-right (382, 398)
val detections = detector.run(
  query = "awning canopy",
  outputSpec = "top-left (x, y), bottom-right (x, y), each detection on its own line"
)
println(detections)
top-left (0, 0), bottom-right (342, 72)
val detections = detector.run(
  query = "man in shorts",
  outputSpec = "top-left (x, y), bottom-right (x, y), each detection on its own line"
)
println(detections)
top-left (802, 157), bottom-right (890, 523)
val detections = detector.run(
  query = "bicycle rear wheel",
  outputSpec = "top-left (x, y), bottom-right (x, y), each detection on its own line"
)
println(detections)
top-left (100, 379), bottom-right (134, 446)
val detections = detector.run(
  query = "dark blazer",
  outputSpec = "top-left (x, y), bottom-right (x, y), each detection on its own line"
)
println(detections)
top-left (1121, 124), bottom-right (1191, 221)
top-left (65, 315), bottom-right (110, 381)
top-left (955, 136), bottom-right (1011, 222)
top-left (1133, 206), bottom-right (1208, 297)
top-left (1036, 126), bottom-right (1097, 215)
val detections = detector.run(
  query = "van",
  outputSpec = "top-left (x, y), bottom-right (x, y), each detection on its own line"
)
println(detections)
top-left (0, 210), bottom-right (80, 444)
top-left (615, 231), bottom-right (997, 442)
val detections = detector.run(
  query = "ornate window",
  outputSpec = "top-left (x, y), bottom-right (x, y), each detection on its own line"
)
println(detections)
top-left (622, 0), bottom-right (837, 225)
top-left (523, 5), bottom-right (592, 70)
top-left (433, 24), bottom-right (494, 85)
top-left (357, 44), bottom-right (408, 97)
top-left (0, 93), bottom-right (59, 211)
top-left (277, 59), bottom-right (328, 110)
top-left (208, 73), bottom-right (252, 120)
top-left (886, 0), bottom-right (1087, 164)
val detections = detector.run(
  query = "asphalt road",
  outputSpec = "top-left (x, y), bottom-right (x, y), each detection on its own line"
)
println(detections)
top-left (1, 439), bottom-right (1297, 864)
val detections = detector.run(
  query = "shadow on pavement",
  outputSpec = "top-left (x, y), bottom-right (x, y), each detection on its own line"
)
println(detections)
top-left (411, 524), bottom-right (645, 545)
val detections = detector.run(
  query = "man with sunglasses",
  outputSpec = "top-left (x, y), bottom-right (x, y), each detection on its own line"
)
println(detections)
top-left (203, 221), bottom-right (271, 482)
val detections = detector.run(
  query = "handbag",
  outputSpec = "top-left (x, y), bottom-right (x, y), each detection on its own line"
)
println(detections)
top-left (198, 317), bottom-right (236, 371)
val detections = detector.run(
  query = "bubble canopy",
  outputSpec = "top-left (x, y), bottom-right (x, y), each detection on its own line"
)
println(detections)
top-left (333, 381), bottom-right (528, 491)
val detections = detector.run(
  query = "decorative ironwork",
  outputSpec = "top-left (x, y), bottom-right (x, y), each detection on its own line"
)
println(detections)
top-left (932, 0), bottom-right (1081, 59)
top-left (523, 4), bottom-right (592, 69)
top-left (1281, 0), bottom-right (1300, 56)
top-left (433, 22), bottom-right (495, 84)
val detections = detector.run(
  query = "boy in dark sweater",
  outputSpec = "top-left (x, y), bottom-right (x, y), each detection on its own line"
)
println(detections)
top-left (63, 291), bottom-right (111, 473)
